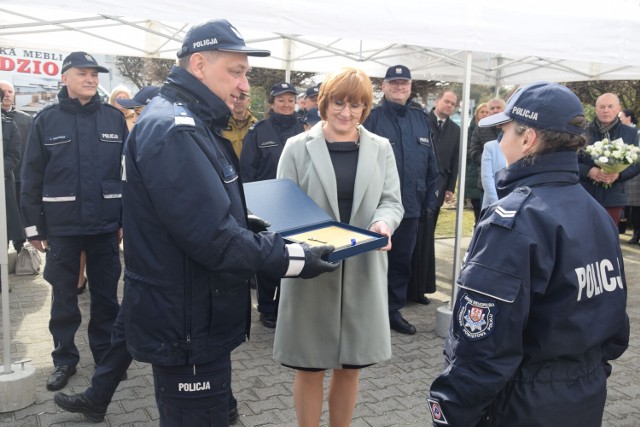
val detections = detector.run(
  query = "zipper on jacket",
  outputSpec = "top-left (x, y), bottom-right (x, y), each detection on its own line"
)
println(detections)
top-left (184, 254), bottom-right (193, 359)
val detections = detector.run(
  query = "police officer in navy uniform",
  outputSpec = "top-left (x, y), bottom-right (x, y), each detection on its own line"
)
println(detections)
top-left (52, 85), bottom-right (161, 423)
top-left (73, 20), bottom-right (335, 426)
top-left (20, 52), bottom-right (128, 391)
top-left (240, 81), bottom-right (304, 328)
top-left (428, 82), bottom-right (629, 427)
top-left (363, 65), bottom-right (439, 335)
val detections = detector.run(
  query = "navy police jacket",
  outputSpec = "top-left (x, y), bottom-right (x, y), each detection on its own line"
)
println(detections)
top-left (121, 66), bottom-right (290, 366)
top-left (364, 98), bottom-right (439, 217)
top-left (240, 112), bottom-right (304, 182)
top-left (20, 87), bottom-right (127, 238)
top-left (429, 151), bottom-right (629, 427)
top-left (579, 121), bottom-right (640, 207)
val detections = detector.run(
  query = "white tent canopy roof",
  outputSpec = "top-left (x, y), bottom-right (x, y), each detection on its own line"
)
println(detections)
top-left (2, 0), bottom-right (640, 84)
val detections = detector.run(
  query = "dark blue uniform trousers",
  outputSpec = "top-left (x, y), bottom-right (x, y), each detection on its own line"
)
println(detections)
top-left (256, 274), bottom-right (279, 314)
top-left (84, 304), bottom-right (237, 415)
top-left (153, 354), bottom-right (232, 426)
top-left (84, 305), bottom-right (132, 404)
top-left (387, 217), bottom-right (419, 317)
top-left (44, 233), bottom-right (121, 368)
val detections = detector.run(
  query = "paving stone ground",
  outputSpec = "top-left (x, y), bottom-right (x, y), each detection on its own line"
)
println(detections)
top-left (1, 233), bottom-right (639, 426)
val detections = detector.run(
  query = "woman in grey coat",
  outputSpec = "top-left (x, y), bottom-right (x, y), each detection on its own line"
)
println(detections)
top-left (274, 67), bottom-right (404, 427)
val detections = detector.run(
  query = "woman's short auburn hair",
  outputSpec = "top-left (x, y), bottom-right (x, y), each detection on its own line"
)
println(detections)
top-left (318, 67), bottom-right (373, 123)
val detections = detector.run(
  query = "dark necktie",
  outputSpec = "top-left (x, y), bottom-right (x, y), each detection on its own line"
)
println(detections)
top-left (437, 120), bottom-right (443, 131)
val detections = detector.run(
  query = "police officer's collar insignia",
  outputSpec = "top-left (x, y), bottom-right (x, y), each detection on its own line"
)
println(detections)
top-left (457, 293), bottom-right (497, 341)
top-left (427, 398), bottom-right (449, 425)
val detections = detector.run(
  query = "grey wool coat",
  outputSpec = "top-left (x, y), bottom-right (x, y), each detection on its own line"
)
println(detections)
top-left (273, 122), bottom-right (404, 368)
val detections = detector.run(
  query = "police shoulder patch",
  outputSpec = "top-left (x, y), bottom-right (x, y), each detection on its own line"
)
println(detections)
top-left (457, 292), bottom-right (497, 341)
top-left (427, 398), bottom-right (449, 425)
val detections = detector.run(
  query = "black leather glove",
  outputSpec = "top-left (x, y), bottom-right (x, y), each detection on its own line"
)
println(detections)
top-left (284, 243), bottom-right (339, 279)
top-left (247, 214), bottom-right (271, 234)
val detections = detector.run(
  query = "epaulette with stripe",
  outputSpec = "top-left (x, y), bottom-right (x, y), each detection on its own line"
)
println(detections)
top-left (173, 102), bottom-right (195, 128)
top-left (487, 186), bottom-right (531, 230)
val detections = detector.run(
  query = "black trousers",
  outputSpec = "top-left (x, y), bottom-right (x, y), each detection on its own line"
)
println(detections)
top-left (408, 210), bottom-right (438, 301)
top-left (153, 354), bottom-right (232, 426)
top-left (85, 303), bottom-right (237, 415)
top-left (387, 217), bottom-right (419, 315)
top-left (256, 274), bottom-right (279, 314)
top-left (44, 233), bottom-right (121, 367)
top-left (84, 305), bottom-right (131, 404)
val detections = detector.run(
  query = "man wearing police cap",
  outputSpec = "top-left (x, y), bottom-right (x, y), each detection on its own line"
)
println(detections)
top-left (21, 51), bottom-right (127, 391)
top-left (62, 19), bottom-right (336, 426)
top-left (363, 65), bottom-right (439, 335)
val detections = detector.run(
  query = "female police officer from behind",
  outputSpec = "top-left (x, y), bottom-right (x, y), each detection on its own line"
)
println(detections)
top-left (428, 82), bottom-right (629, 427)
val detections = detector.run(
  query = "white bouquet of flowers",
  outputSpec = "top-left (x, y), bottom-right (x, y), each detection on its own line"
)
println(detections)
top-left (585, 137), bottom-right (640, 174)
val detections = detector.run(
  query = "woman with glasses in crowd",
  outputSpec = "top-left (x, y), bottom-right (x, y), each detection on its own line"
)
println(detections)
top-left (274, 67), bottom-right (404, 427)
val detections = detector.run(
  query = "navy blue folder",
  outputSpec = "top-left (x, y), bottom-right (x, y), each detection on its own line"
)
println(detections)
top-left (243, 178), bottom-right (387, 262)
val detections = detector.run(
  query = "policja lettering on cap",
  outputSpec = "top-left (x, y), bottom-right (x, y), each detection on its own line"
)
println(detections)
top-left (177, 19), bottom-right (270, 58)
top-left (478, 81), bottom-right (584, 135)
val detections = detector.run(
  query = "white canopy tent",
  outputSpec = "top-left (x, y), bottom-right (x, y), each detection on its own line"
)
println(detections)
top-left (2, 0), bottom-right (640, 376)
top-left (2, 1), bottom-right (640, 84)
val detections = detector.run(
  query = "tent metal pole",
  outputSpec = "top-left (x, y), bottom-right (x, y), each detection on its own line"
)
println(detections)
top-left (284, 38), bottom-right (292, 82)
top-left (0, 117), bottom-right (11, 375)
top-left (436, 51), bottom-right (472, 337)
top-left (452, 50), bottom-right (472, 302)
top-left (494, 55), bottom-right (503, 96)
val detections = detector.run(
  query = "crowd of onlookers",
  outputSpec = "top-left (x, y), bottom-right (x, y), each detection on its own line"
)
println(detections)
top-left (0, 23), bottom-right (633, 424)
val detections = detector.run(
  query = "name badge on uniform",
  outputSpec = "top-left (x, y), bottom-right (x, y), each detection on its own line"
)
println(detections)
top-left (418, 136), bottom-right (431, 146)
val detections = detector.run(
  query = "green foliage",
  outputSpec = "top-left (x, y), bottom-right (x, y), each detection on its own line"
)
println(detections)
top-left (565, 80), bottom-right (640, 122)
top-left (249, 86), bottom-right (267, 120)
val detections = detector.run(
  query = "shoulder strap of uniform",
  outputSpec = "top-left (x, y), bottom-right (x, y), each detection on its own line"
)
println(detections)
top-left (32, 102), bottom-right (58, 119)
top-left (487, 186), bottom-right (531, 230)
top-left (248, 119), bottom-right (266, 133)
top-left (173, 102), bottom-right (196, 128)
